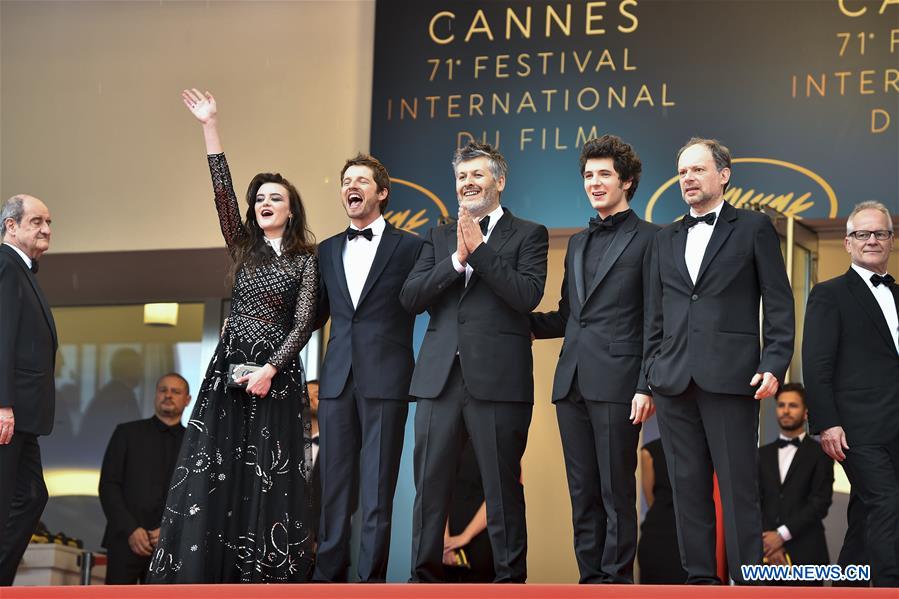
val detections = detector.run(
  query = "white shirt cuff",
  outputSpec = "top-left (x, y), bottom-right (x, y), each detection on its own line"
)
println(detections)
top-left (451, 252), bottom-right (466, 273)
top-left (777, 525), bottom-right (792, 542)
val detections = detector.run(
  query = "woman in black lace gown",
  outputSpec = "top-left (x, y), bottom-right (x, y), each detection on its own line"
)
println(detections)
top-left (147, 89), bottom-right (317, 583)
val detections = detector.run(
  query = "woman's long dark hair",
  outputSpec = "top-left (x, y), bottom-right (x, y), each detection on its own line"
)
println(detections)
top-left (229, 172), bottom-right (316, 283)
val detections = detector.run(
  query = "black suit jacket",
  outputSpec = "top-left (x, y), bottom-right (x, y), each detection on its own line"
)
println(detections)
top-left (0, 244), bottom-right (57, 435)
top-left (758, 436), bottom-right (833, 565)
top-left (531, 211), bottom-right (659, 403)
top-left (644, 202), bottom-right (794, 397)
top-left (802, 268), bottom-right (899, 445)
top-left (98, 417), bottom-right (185, 548)
top-left (400, 208), bottom-right (548, 402)
top-left (316, 222), bottom-right (423, 400)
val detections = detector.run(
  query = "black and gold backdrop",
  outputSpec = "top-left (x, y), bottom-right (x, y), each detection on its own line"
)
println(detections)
top-left (371, 0), bottom-right (898, 229)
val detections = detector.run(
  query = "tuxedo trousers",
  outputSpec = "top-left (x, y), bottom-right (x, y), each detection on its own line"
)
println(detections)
top-left (840, 435), bottom-right (899, 587)
top-left (556, 376), bottom-right (639, 583)
top-left (313, 372), bottom-right (408, 583)
top-left (410, 359), bottom-right (532, 583)
top-left (0, 433), bottom-right (48, 586)
top-left (654, 382), bottom-right (762, 584)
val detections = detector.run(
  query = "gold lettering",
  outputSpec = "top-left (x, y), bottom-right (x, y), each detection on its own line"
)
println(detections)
top-left (574, 50), bottom-right (593, 73)
top-left (545, 4), bottom-right (572, 37)
top-left (838, 0), bottom-right (866, 17)
top-left (492, 93), bottom-right (510, 115)
top-left (542, 89), bottom-right (557, 111)
top-left (576, 126), bottom-right (600, 147)
top-left (806, 74), bottom-right (826, 97)
top-left (586, 2), bottom-right (607, 35)
top-left (662, 83), bottom-right (675, 106)
top-left (595, 48), bottom-right (616, 71)
top-left (400, 98), bottom-right (417, 120)
top-left (447, 95), bottom-right (461, 118)
top-left (859, 69), bottom-right (875, 94)
top-left (619, 0), bottom-right (639, 33)
top-left (517, 53), bottom-right (532, 77)
top-left (469, 94), bottom-right (484, 116)
top-left (520, 128), bottom-right (535, 151)
top-left (871, 108), bottom-right (891, 133)
top-left (517, 91), bottom-right (537, 113)
top-left (880, 0), bottom-right (899, 14)
top-left (429, 11), bottom-right (455, 44)
top-left (608, 86), bottom-right (627, 108)
top-left (496, 54), bottom-right (510, 78)
top-left (506, 5), bottom-right (532, 39)
top-left (465, 10), bottom-right (494, 42)
top-left (577, 87), bottom-right (601, 110)
top-left (474, 56), bottom-right (488, 79)
top-left (623, 47), bottom-right (636, 71)
top-left (886, 69), bottom-right (899, 92)
top-left (634, 84), bottom-right (654, 106)
top-left (834, 71), bottom-right (851, 95)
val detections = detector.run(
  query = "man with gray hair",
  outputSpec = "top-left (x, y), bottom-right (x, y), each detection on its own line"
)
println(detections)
top-left (0, 194), bottom-right (57, 585)
top-left (804, 200), bottom-right (898, 586)
top-left (401, 142), bottom-right (548, 582)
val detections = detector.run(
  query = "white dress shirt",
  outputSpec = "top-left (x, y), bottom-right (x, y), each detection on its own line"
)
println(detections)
top-left (684, 201), bottom-right (725, 284)
top-left (452, 204), bottom-right (504, 285)
top-left (343, 215), bottom-right (386, 308)
top-left (3, 241), bottom-right (32, 270)
top-left (851, 263), bottom-right (899, 354)
top-left (775, 432), bottom-right (806, 541)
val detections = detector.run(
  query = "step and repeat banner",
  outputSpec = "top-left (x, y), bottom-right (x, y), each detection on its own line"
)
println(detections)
top-left (370, 0), bottom-right (898, 230)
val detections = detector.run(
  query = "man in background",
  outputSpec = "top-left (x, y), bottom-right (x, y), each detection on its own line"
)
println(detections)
top-left (757, 383), bottom-right (833, 582)
top-left (99, 373), bottom-right (190, 584)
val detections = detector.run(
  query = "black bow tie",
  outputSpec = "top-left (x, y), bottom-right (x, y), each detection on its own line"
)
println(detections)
top-left (346, 227), bottom-right (373, 241)
top-left (683, 212), bottom-right (716, 229)
top-left (478, 216), bottom-right (490, 236)
top-left (776, 437), bottom-right (802, 449)
top-left (871, 273), bottom-right (895, 287)
top-left (31, 261), bottom-right (39, 274)
top-left (311, 436), bottom-right (319, 446)
top-left (588, 215), bottom-right (617, 232)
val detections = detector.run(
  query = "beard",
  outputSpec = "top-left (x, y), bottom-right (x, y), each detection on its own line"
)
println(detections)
top-left (460, 189), bottom-right (497, 217)
top-left (779, 419), bottom-right (805, 433)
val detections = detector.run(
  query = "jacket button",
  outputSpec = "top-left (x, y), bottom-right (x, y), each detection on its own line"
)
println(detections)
top-left (580, 321), bottom-right (587, 327)
top-left (691, 294), bottom-right (699, 301)
top-left (352, 316), bottom-right (359, 323)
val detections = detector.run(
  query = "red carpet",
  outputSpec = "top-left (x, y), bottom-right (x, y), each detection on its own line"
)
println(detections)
top-left (2, 584), bottom-right (896, 599)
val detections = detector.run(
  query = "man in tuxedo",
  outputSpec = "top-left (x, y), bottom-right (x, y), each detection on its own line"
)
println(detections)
top-left (0, 194), bottom-right (57, 586)
top-left (99, 373), bottom-right (190, 584)
top-left (803, 201), bottom-right (898, 587)
top-left (643, 138), bottom-right (794, 584)
top-left (401, 142), bottom-right (548, 583)
top-left (312, 154), bottom-right (423, 583)
top-left (757, 383), bottom-right (833, 582)
top-left (531, 135), bottom-right (658, 583)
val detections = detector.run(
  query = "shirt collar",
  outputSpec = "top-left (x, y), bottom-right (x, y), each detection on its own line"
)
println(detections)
top-left (3, 242), bottom-right (32, 269)
top-left (689, 200), bottom-right (725, 220)
top-left (349, 215), bottom-right (386, 236)
top-left (779, 432), bottom-right (806, 443)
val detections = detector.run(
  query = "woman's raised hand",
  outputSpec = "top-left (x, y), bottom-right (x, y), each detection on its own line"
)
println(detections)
top-left (182, 88), bottom-right (217, 124)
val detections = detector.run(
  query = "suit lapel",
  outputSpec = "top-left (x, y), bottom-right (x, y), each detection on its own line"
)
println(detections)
top-left (671, 223), bottom-right (693, 289)
top-left (356, 224), bottom-right (401, 309)
top-left (584, 212), bottom-right (638, 302)
top-left (845, 268), bottom-right (896, 353)
top-left (571, 232), bottom-right (587, 305)
top-left (695, 202), bottom-right (736, 286)
top-left (1, 245), bottom-right (57, 348)
top-left (330, 233), bottom-right (354, 309)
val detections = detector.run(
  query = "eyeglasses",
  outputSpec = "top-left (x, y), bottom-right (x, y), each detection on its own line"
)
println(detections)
top-left (847, 230), bottom-right (893, 241)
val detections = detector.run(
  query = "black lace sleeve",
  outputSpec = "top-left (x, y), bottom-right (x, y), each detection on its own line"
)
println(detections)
top-left (207, 153), bottom-right (245, 253)
top-left (268, 254), bottom-right (319, 371)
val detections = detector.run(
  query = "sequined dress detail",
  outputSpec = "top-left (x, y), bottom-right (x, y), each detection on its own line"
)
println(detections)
top-left (148, 153), bottom-right (317, 583)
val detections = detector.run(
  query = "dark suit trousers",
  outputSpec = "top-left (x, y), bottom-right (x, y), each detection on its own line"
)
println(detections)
top-left (654, 383), bottom-right (762, 584)
top-left (313, 373), bottom-right (408, 583)
top-left (840, 435), bottom-right (899, 587)
top-left (556, 377), bottom-right (639, 583)
top-left (104, 538), bottom-right (150, 584)
top-left (835, 489), bottom-right (870, 587)
top-left (410, 360), bottom-right (532, 583)
top-left (0, 433), bottom-right (48, 586)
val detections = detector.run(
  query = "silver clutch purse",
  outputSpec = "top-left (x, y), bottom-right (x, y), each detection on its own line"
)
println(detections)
top-left (227, 362), bottom-right (262, 389)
